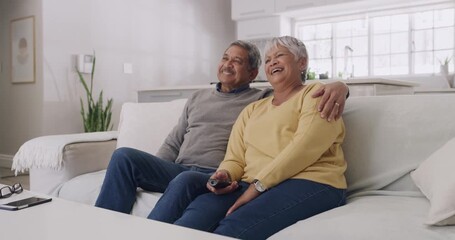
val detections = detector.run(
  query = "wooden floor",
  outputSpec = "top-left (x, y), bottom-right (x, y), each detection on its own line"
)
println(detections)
top-left (0, 167), bottom-right (30, 190)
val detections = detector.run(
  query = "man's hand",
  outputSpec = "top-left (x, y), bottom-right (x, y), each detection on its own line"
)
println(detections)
top-left (312, 81), bottom-right (349, 122)
top-left (206, 170), bottom-right (238, 195)
top-left (226, 183), bottom-right (260, 216)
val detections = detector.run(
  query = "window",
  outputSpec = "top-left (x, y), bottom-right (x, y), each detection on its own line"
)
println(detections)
top-left (296, 23), bottom-right (333, 77)
top-left (372, 14), bottom-right (409, 75)
top-left (334, 19), bottom-right (368, 77)
top-left (412, 8), bottom-right (454, 74)
top-left (295, 7), bottom-right (454, 78)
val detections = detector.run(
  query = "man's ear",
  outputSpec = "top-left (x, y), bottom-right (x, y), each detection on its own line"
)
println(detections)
top-left (249, 68), bottom-right (259, 80)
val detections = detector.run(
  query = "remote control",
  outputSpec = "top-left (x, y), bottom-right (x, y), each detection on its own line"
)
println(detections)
top-left (208, 178), bottom-right (231, 189)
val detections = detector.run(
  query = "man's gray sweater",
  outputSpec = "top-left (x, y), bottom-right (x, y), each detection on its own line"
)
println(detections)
top-left (156, 87), bottom-right (271, 169)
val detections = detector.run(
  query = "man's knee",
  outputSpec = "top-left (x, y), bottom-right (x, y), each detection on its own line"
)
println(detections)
top-left (109, 147), bottom-right (139, 168)
top-left (169, 171), bottom-right (209, 189)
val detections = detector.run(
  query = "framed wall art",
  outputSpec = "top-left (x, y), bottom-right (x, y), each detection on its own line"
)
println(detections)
top-left (10, 16), bottom-right (35, 84)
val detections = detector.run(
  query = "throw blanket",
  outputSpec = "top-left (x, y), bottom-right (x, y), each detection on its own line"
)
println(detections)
top-left (12, 131), bottom-right (118, 174)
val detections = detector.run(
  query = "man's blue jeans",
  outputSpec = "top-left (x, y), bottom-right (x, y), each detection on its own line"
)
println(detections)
top-left (150, 176), bottom-right (346, 240)
top-left (95, 147), bottom-right (213, 214)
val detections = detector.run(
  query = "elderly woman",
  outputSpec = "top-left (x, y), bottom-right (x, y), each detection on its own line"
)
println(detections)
top-left (149, 36), bottom-right (347, 239)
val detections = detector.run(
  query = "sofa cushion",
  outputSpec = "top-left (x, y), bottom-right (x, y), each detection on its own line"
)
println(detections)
top-left (270, 195), bottom-right (455, 240)
top-left (342, 95), bottom-right (455, 195)
top-left (411, 137), bottom-right (455, 226)
top-left (116, 99), bottom-right (187, 155)
top-left (59, 169), bottom-right (162, 218)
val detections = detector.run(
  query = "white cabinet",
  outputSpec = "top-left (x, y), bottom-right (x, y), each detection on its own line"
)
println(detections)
top-left (275, 0), bottom-right (362, 13)
top-left (237, 16), bottom-right (291, 40)
top-left (231, 0), bottom-right (275, 20)
top-left (275, 0), bottom-right (323, 13)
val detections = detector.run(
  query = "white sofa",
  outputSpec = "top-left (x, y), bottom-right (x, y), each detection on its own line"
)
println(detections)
top-left (17, 94), bottom-right (455, 239)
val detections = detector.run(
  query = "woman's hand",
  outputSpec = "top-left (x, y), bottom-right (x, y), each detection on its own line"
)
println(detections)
top-left (311, 81), bottom-right (349, 122)
top-left (226, 183), bottom-right (260, 216)
top-left (206, 170), bottom-right (239, 195)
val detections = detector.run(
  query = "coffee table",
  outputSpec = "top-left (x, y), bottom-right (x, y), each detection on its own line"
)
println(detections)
top-left (0, 185), bottom-right (233, 240)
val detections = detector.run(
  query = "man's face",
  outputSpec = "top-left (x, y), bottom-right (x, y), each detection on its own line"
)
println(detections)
top-left (217, 45), bottom-right (258, 92)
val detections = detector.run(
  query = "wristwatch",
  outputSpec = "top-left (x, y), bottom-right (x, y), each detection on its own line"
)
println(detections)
top-left (252, 179), bottom-right (267, 193)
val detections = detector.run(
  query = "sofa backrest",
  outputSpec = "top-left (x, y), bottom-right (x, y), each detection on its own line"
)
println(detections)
top-left (342, 94), bottom-right (455, 195)
top-left (117, 99), bottom-right (187, 154)
top-left (116, 94), bottom-right (455, 195)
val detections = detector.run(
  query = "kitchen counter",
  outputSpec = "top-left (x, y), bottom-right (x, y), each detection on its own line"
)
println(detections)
top-left (137, 78), bottom-right (419, 102)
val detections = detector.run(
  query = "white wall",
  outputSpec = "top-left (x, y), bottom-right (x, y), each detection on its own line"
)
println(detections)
top-left (0, 0), bottom-right (235, 157)
top-left (0, 0), bottom-right (44, 160)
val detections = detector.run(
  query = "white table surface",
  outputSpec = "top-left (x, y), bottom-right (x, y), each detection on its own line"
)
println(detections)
top-left (0, 186), bottom-right (233, 240)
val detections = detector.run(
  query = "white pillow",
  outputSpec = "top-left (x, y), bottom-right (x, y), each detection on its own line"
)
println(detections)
top-left (411, 137), bottom-right (455, 226)
top-left (116, 99), bottom-right (187, 155)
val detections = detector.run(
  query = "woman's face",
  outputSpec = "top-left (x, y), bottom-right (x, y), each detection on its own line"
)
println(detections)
top-left (264, 45), bottom-right (306, 85)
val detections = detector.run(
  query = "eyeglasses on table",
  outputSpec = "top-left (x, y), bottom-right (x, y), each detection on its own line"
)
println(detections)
top-left (0, 183), bottom-right (23, 199)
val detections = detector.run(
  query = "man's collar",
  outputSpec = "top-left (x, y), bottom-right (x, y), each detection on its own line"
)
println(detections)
top-left (216, 82), bottom-right (250, 94)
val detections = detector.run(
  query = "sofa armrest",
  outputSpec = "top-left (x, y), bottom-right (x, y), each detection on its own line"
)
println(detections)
top-left (30, 140), bottom-right (116, 196)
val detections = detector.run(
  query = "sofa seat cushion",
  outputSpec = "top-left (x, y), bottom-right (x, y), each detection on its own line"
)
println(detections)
top-left (58, 170), bottom-right (162, 218)
top-left (270, 194), bottom-right (455, 240)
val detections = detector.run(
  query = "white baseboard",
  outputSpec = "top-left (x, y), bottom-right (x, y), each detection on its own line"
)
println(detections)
top-left (0, 154), bottom-right (13, 168)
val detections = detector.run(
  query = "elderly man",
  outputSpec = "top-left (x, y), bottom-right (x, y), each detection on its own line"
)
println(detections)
top-left (95, 40), bottom-right (349, 216)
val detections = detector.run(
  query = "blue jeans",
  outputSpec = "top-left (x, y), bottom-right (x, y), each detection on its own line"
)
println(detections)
top-left (95, 147), bottom-right (214, 214)
top-left (151, 178), bottom-right (346, 240)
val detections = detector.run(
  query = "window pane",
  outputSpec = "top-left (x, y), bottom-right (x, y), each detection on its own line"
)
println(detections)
top-left (390, 54), bottom-right (409, 74)
top-left (305, 40), bottom-right (318, 58)
top-left (335, 58), bottom-right (344, 77)
top-left (414, 52), bottom-right (434, 74)
top-left (308, 59), bottom-right (320, 75)
top-left (309, 59), bottom-right (332, 77)
top-left (300, 25), bottom-right (316, 40)
top-left (315, 23), bottom-right (332, 39)
top-left (434, 27), bottom-right (454, 50)
top-left (353, 56), bottom-right (368, 76)
top-left (314, 59), bottom-right (332, 77)
top-left (336, 38), bottom-right (351, 57)
top-left (351, 19), bottom-right (368, 36)
top-left (391, 14), bottom-right (409, 32)
top-left (352, 36), bottom-right (368, 56)
top-left (314, 40), bottom-right (332, 58)
top-left (374, 55), bottom-right (390, 75)
top-left (435, 9), bottom-right (454, 28)
top-left (336, 19), bottom-right (367, 38)
top-left (373, 16), bottom-right (390, 34)
top-left (391, 32), bottom-right (408, 53)
top-left (414, 11), bottom-right (433, 30)
top-left (413, 29), bottom-right (433, 51)
top-left (336, 21), bottom-right (353, 38)
top-left (374, 35), bottom-right (390, 54)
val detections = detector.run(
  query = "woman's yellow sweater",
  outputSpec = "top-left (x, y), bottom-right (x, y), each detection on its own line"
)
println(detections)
top-left (218, 82), bottom-right (347, 189)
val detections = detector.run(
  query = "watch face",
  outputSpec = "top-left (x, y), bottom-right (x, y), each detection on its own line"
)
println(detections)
top-left (254, 180), bottom-right (266, 192)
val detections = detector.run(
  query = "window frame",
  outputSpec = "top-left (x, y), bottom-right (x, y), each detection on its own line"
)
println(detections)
top-left (294, 5), bottom-right (455, 78)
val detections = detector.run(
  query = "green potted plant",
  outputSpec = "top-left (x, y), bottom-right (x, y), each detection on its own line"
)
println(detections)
top-left (76, 54), bottom-right (113, 132)
top-left (306, 67), bottom-right (316, 80)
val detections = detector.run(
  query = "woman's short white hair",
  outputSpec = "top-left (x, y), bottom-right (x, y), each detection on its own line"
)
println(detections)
top-left (264, 36), bottom-right (309, 81)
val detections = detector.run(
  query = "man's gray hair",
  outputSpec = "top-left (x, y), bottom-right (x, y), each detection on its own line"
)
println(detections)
top-left (264, 36), bottom-right (309, 81)
top-left (227, 40), bottom-right (262, 70)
